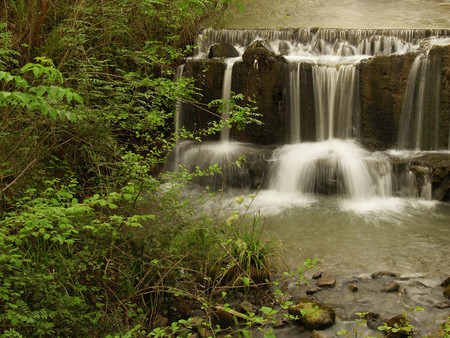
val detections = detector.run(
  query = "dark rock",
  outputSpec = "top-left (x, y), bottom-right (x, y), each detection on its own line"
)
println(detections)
top-left (434, 300), bottom-right (450, 309)
top-left (232, 46), bottom-right (288, 145)
top-left (190, 316), bottom-right (204, 327)
top-left (365, 312), bottom-right (384, 331)
top-left (385, 314), bottom-right (412, 337)
top-left (348, 284), bottom-right (358, 292)
top-left (239, 300), bottom-right (257, 314)
top-left (208, 42), bottom-right (240, 58)
top-left (212, 308), bottom-right (237, 329)
top-left (441, 277), bottom-right (450, 287)
top-left (153, 315), bottom-right (169, 328)
top-left (444, 285), bottom-right (450, 299)
top-left (410, 153), bottom-right (450, 201)
top-left (381, 282), bottom-right (400, 293)
top-left (198, 327), bottom-right (213, 338)
top-left (306, 287), bottom-right (320, 295)
top-left (242, 40), bottom-right (278, 64)
top-left (310, 330), bottom-right (334, 338)
top-left (317, 274), bottom-right (336, 288)
top-left (288, 298), bottom-right (336, 330)
top-left (312, 272), bottom-right (322, 279)
top-left (371, 271), bottom-right (398, 279)
top-left (278, 41), bottom-right (291, 55)
top-left (190, 309), bottom-right (207, 318)
top-left (360, 53), bottom-right (416, 150)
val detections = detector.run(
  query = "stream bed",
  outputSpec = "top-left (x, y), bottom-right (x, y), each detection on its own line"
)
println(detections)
top-left (203, 191), bottom-right (450, 336)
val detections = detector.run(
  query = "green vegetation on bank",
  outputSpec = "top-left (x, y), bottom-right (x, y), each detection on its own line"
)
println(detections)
top-left (0, 0), bottom-right (277, 336)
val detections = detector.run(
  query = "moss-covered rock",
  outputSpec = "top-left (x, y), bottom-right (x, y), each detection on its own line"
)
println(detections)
top-left (208, 42), bottom-right (240, 58)
top-left (288, 297), bottom-right (336, 330)
top-left (444, 285), bottom-right (450, 299)
top-left (384, 314), bottom-right (413, 337)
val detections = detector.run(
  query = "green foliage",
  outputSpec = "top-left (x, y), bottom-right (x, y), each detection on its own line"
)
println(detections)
top-left (0, 1), bottom-right (272, 337)
top-left (0, 57), bottom-right (83, 122)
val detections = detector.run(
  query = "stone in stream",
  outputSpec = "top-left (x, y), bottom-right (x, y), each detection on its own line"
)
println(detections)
top-left (312, 272), bottom-right (322, 279)
top-left (434, 300), bottom-right (450, 309)
top-left (365, 312), bottom-right (384, 331)
top-left (444, 284), bottom-right (450, 299)
top-left (384, 314), bottom-right (413, 338)
top-left (381, 282), bottom-right (400, 293)
top-left (441, 277), bottom-right (450, 287)
top-left (306, 287), bottom-right (320, 295)
top-left (317, 274), bottom-right (336, 287)
top-left (288, 298), bottom-right (336, 330)
top-left (371, 271), bottom-right (398, 279)
top-left (348, 284), bottom-right (358, 292)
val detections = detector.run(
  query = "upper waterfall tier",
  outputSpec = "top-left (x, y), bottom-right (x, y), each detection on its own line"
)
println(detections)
top-left (196, 28), bottom-right (449, 59)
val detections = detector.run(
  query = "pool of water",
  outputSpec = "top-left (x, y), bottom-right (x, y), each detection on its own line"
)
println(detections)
top-left (201, 190), bottom-right (450, 335)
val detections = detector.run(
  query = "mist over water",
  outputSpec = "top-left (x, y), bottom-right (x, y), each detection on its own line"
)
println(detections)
top-left (219, 0), bottom-right (450, 29)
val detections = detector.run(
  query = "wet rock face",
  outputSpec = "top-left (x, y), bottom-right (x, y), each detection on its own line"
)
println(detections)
top-left (208, 42), bottom-right (240, 58)
top-left (412, 153), bottom-right (450, 201)
top-left (182, 59), bottom-right (226, 141)
top-left (288, 298), bottom-right (336, 330)
top-left (232, 44), bottom-right (288, 145)
top-left (384, 314), bottom-right (412, 338)
top-left (359, 53), bottom-right (415, 150)
top-left (430, 44), bottom-right (450, 150)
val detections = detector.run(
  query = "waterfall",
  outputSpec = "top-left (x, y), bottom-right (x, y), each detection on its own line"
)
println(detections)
top-left (398, 50), bottom-right (442, 150)
top-left (312, 64), bottom-right (358, 141)
top-left (196, 28), bottom-right (448, 58)
top-left (175, 64), bottom-right (185, 141)
top-left (268, 140), bottom-right (392, 200)
top-left (174, 64), bottom-right (185, 169)
top-left (289, 62), bottom-right (301, 143)
top-left (174, 29), bottom-right (450, 202)
top-left (220, 58), bottom-right (240, 142)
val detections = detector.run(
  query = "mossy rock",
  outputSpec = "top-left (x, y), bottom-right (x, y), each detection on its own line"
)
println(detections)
top-left (444, 284), bottom-right (450, 299)
top-left (384, 314), bottom-right (413, 337)
top-left (288, 297), bottom-right (336, 330)
top-left (208, 42), bottom-right (239, 58)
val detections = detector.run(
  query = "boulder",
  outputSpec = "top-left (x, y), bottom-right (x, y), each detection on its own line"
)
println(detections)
top-left (441, 277), bottom-right (450, 287)
top-left (212, 308), bottom-right (237, 329)
top-left (371, 271), bottom-right (398, 279)
top-left (444, 284), bottom-right (450, 299)
top-left (384, 314), bottom-right (412, 338)
top-left (348, 284), bottom-right (358, 292)
top-left (288, 298), bottom-right (336, 330)
top-left (381, 282), bottom-right (400, 293)
top-left (434, 300), bottom-right (450, 309)
top-left (208, 42), bottom-right (240, 58)
top-left (317, 274), bottom-right (336, 288)
top-left (365, 312), bottom-right (384, 331)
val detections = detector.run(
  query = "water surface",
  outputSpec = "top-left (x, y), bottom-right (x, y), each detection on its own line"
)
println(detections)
top-left (218, 0), bottom-right (450, 29)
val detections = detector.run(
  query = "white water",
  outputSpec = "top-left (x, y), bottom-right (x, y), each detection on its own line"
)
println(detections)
top-left (312, 65), bottom-right (358, 140)
top-left (220, 58), bottom-right (241, 142)
top-left (398, 48), bottom-right (442, 150)
top-left (196, 28), bottom-right (448, 58)
top-left (269, 140), bottom-right (392, 200)
top-left (289, 62), bottom-right (301, 143)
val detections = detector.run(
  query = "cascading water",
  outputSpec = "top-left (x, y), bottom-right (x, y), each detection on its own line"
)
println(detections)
top-left (312, 64), bottom-right (358, 141)
top-left (398, 39), bottom-right (448, 150)
top-left (220, 57), bottom-right (240, 142)
top-left (176, 28), bottom-right (449, 202)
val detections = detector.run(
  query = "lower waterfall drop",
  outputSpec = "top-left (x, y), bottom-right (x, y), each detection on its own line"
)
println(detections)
top-left (268, 139), bottom-right (392, 201)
